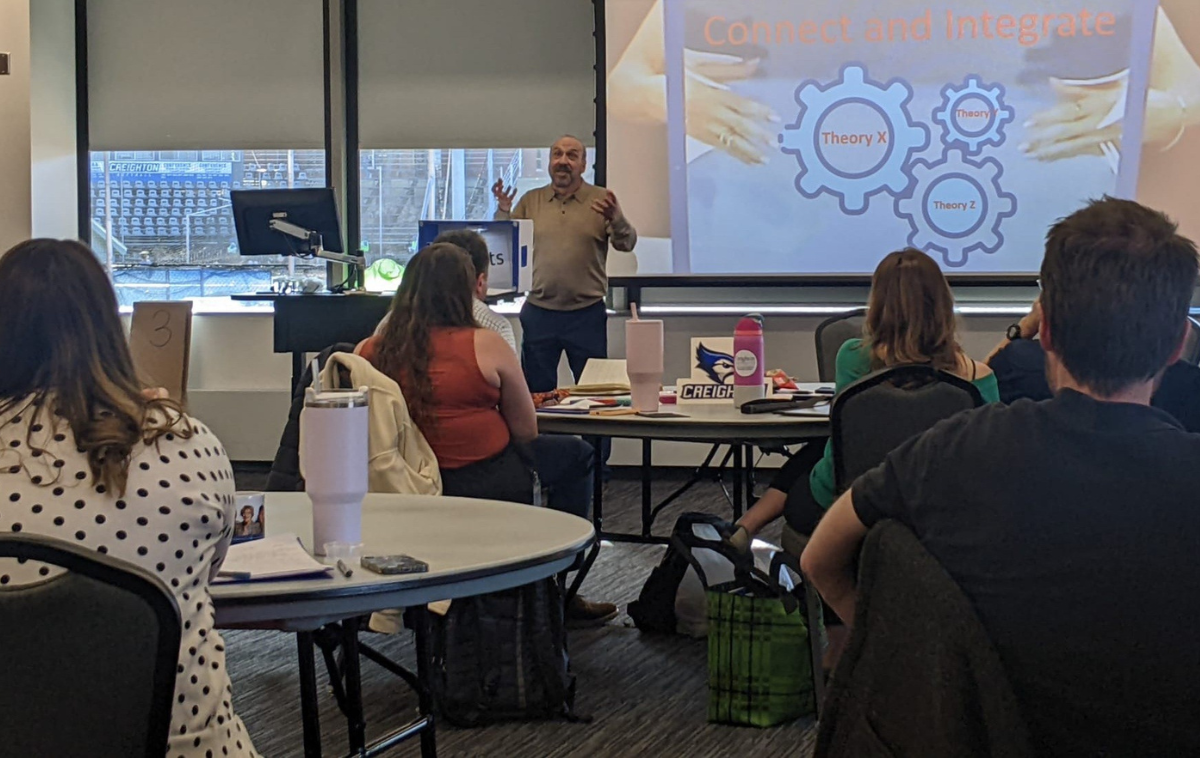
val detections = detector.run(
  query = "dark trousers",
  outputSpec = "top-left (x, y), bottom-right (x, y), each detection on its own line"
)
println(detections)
top-left (771, 441), bottom-right (843, 624)
top-left (770, 441), bottom-right (828, 537)
top-left (519, 300), bottom-right (608, 392)
top-left (440, 445), bottom-right (534, 505)
top-left (528, 434), bottom-right (594, 520)
top-left (521, 300), bottom-right (612, 470)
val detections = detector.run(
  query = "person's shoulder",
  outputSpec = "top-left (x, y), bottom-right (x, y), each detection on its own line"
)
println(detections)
top-left (915, 398), bottom-right (1028, 451)
top-left (473, 326), bottom-right (511, 354)
top-left (579, 182), bottom-right (606, 200)
top-left (175, 414), bottom-right (226, 452)
top-left (520, 185), bottom-right (553, 205)
top-left (838, 337), bottom-right (866, 355)
top-left (356, 334), bottom-right (380, 361)
top-left (835, 338), bottom-right (869, 369)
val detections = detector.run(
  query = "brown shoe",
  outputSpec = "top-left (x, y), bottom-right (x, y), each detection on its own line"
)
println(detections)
top-left (565, 595), bottom-right (618, 628)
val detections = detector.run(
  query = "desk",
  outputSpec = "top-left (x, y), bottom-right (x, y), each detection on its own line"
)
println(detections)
top-left (211, 492), bottom-right (594, 758)
top-left (537, 396), bottom-right (831, 542)
top-left (232, 293), bottom-right (393, 391)
top-left (233, 290), bottom-right (520, 392)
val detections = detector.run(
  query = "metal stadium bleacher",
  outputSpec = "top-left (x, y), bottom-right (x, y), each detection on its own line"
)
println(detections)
top-left (92, 148), bottom-right (525, 304)
top-left (91, 150), bottom-right (327, 303)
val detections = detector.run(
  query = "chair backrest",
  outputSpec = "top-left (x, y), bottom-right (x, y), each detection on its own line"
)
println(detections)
top-left (1181, 317), bottom-right (1200, 366)
top-left (832, 364), bottom-right (984, 492)
top-left (814, 308), bottom-right (867, 382)
top-left (814, 521), bottom-right (1032, 757)
top-left (0, 534), bottom-right (180, 758)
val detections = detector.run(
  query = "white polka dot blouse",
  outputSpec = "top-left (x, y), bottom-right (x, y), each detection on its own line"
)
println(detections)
top-left (0, 400), bottom-right (260, 758)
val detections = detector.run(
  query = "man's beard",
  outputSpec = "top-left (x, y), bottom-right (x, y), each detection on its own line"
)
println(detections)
top-left (552, 167), bottom-right (574, 186)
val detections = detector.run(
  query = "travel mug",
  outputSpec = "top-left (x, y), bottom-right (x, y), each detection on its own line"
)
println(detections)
top-left (626, 319), bottom-right (665, 412)
top-left (300, 388), bottom-right (368, 555)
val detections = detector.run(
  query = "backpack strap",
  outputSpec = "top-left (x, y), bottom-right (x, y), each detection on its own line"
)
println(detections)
top-left (525, 581), bottom-right (593, 722)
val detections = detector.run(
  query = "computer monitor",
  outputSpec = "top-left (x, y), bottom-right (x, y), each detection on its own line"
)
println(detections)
top-left (231, 188), bottom-right (345, 257)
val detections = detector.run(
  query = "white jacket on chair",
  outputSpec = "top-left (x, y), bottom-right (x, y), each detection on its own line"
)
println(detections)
top-left (318, 352), bottom-right (442, 496)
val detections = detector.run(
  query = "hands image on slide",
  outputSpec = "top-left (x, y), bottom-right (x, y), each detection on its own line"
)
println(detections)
top-left (608, 0), bottom-right (781, 165)
top-left (1023, 8), bottom-right (1200, 164)
top-left (604, 0), bottom-right (1163, 275)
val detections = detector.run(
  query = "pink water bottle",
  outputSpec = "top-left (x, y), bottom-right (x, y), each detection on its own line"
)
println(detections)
top-left (733, 314), bottom-right (765, 408)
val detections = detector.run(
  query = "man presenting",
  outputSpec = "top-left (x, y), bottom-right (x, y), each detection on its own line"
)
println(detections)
top-left (493, 135), bottom-right (637, 391)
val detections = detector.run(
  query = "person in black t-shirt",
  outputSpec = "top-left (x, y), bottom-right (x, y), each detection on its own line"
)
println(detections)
top-left (986, 299), bottom-right (1200, 431)
top-left (802, 197), bottom-right (1200, 757)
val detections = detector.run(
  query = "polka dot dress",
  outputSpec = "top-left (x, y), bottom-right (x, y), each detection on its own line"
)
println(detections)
top-left (0, 402), bottom-right (260, 758)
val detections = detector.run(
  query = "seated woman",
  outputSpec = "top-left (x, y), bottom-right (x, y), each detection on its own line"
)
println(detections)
top-left (357, 243), bottom-right (538, 504)
top-left (359, 245), bottom-right (617, 624)
top-left (0, 239), bottom-right (259, 758)
top-left (735, 248), bottom-right (1000, 548)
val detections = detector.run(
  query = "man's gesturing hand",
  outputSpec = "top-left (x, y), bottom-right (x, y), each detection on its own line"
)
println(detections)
top-left (492, 179), bottom-right (517, 214)
top-left (591, 189), bottom-right (623, 222)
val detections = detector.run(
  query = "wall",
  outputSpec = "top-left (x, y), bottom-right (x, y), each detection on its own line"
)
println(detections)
top-left (30, 0), bottom-right (77, 239)
top-left (0, 0), bottom-right (32, 249)
top-left (188, 310), bottom-right (1009, 466)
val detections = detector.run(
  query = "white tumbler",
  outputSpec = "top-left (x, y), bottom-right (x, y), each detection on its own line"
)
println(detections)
top-left (626, 319), bottom-right (664, 413)
top-left (300, 388), bottom-right (368, 555)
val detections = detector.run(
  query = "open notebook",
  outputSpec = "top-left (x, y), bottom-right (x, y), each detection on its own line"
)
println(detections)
top-left (214, 533), bottom-right (333, 582)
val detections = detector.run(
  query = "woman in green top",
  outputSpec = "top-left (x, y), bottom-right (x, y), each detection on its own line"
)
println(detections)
top-left (734, 248), bottom-right (999, 548)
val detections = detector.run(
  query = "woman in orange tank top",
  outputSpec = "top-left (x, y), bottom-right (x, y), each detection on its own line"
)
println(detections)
top-left (359, 243), bottom-right (538, 503)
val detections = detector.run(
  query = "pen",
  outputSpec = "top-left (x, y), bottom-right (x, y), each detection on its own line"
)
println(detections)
top-left (336, 559), bottom-right (354, 578)
top-left (217, 570), bottom-right (252, 581)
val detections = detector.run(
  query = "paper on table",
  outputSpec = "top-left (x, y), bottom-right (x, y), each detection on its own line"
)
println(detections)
top-left (778, 402), bottom-right (831, 417)
top-left (576, 359), bottom-right (630, 390)
top-left (214, 533), bottom-right (333, 582)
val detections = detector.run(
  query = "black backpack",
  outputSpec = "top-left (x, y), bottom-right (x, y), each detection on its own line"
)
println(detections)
top-left (431, 578), bottom-right (584, 726)
top-left (628, 512), bottom-right (749, 634)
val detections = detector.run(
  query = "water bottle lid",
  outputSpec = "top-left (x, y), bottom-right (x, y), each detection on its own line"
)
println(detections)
top-left (736, 313), bottom-right (764, 331)
top-left (304, 388), bottom-right (368, 408)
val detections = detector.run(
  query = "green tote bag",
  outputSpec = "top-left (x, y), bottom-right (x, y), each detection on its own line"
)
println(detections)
top-left (706, 555), bottom-right (816, 727)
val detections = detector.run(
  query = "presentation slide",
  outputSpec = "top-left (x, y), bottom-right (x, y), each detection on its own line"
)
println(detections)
top-left (605, 0), bottom-right (1167, 275)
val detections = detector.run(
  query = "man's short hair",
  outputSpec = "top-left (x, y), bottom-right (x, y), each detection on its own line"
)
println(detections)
top-left (432, 230), bottom-right (489, 279)
top-left (1041, 196), bottom-right (1198, 396)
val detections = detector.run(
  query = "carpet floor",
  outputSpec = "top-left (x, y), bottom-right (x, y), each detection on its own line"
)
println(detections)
top-left (227, 461), bottom-right (818, 757)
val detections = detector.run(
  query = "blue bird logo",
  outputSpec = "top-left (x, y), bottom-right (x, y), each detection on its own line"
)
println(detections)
top-left (695, 343), bottom-right (735, 385)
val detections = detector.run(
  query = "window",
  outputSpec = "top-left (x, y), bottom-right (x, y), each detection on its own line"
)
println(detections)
top-left (358, 147), bottom-right (596, 268)
top-left (89, 149), bottom-right (326, 305)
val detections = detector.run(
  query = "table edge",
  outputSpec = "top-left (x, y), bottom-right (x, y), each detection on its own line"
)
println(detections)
top-left (211, 534), bottom-right (593, 609)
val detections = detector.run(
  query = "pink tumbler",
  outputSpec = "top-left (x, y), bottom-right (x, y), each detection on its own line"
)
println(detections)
top-left (625, 319), bottom-right (664, 412)
top-left (733, 314), bottom-right (766, 408)
top-left (300, 388), bottom-right (368, 555)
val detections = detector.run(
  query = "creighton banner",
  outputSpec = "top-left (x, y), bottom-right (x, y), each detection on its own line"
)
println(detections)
top-left (678, 337), bottom-right (736, 405)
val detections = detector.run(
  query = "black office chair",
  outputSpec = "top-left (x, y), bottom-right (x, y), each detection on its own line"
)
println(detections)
top-left (0, 534), bottom-right (181, 758)
top-left (814, 521), bottom-right (1032, 757)
top-left (1181, 317), bottom-right (1200, 366)
top-left (814, 308), bottom-right (867, 383)
top-left (832, 364), bottom-right (984, 492)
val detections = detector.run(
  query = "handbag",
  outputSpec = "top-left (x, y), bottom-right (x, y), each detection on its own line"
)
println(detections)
top-left (707, 554), bottom-right (816, 727)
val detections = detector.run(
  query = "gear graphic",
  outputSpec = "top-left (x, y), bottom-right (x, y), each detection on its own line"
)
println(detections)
top-left (896, 150), bottom-right (1017, 268)
top-left (780, 63), bottom-right (929, 215)
top-left (932, 76), bottom-right (1014, 155)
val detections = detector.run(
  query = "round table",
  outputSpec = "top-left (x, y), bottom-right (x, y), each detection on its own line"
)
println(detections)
top-left (211, 492), bottom-right (594, 758)
top-left (536, 389), bottom-right (832, 541)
